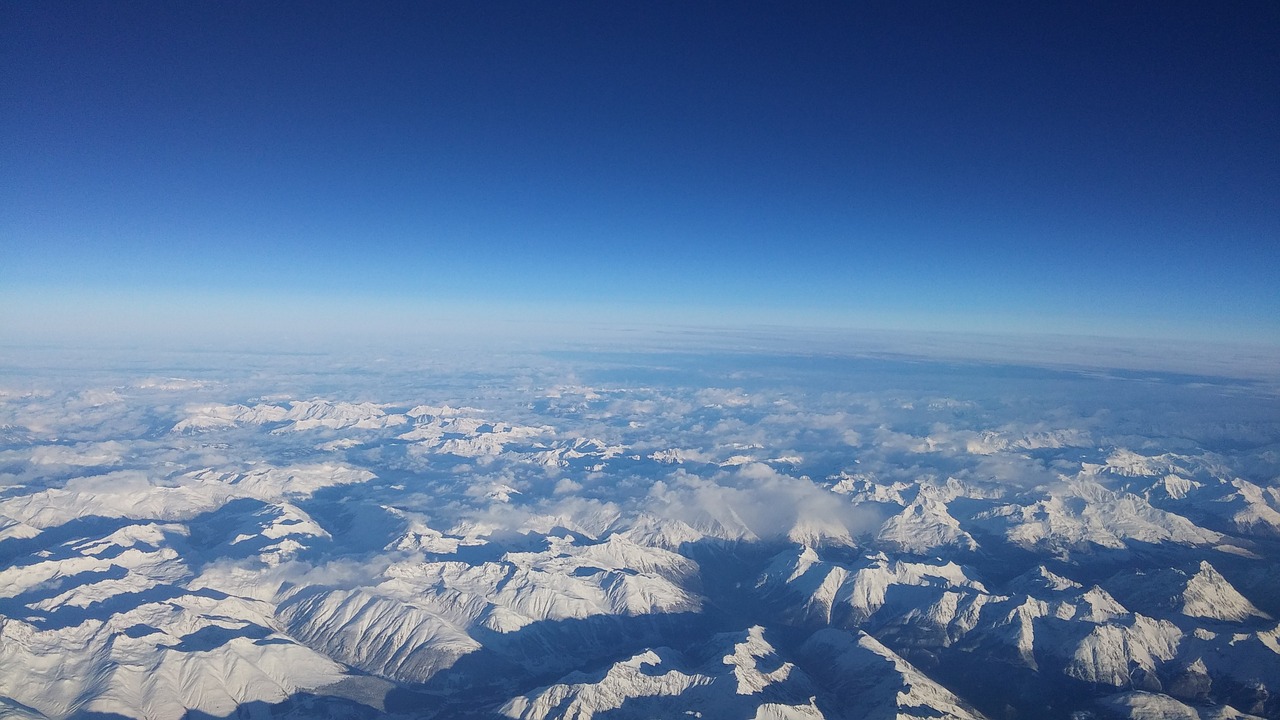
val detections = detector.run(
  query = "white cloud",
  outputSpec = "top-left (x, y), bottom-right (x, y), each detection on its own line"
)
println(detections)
top-left (28, 441), bottom-right (126, 467)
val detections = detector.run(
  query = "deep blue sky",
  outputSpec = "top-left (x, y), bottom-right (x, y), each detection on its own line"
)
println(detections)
top-left (3, 2), bottom-right (1278, 343)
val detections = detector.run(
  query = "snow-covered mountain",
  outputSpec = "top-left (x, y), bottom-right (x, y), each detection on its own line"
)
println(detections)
top-left (1, 346), bottom-right (1278, 719)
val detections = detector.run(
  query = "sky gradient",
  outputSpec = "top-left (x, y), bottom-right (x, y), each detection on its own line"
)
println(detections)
top-left (3, 2), bottom-right (1278, 344)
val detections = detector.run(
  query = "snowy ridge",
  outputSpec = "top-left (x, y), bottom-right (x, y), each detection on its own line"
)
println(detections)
top-left (1100, 690), bottom-right (1264, 720)
top-left (500, 626), bottom-right (823, 720)
top-left (976, 476), bottom-right (1224, 552)
top-left (259, 532), bottom-right (701, 686)
top-left (1104, 561), bottom-right (1271, 622)
top-left (759, 544), bottom-right (1280, 706)
top-left (0, 463), bottom-right (373, 533)
top-left (799, 628), bottom-right (988, 719)
top-left (499, 647), bottom-right (713, 719)
top-left (875, 491), bottom-right (978, 553)
top-left (174, 399), bottom-right (408, 433)
top-left (0, 590), bottom-right (347, 719)
top-left (758, 546), bottom-right (986, 625)
top-left (276, 587), bottom-right (480, 684)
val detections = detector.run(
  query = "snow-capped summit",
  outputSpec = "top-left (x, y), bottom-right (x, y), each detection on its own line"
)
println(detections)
top-left (875, 491), bottom-right (978, 553)
top-left (1105, 561), bottom-right (1271, 623)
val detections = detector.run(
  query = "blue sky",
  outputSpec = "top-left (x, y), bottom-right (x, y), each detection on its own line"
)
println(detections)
top-left (3, 2), bottom-right (1278, 344)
